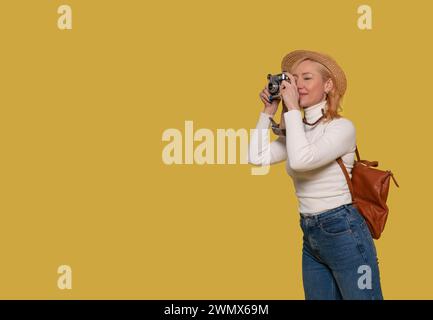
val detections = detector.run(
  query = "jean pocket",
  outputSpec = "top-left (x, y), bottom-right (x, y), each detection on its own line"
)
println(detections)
top-left (320, 214), bottom-right (351, 236)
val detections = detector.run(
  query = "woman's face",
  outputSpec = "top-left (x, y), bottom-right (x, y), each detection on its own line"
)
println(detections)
top-left (290, 59), bottom-right (332, 108)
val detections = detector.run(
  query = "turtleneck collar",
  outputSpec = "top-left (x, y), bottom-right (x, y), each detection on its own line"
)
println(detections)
top-left (302, 99), bottom-right (327, 124)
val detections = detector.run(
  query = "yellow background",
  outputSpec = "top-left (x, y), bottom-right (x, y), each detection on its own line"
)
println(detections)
top-left (0, 0), bottom-right (430, 299)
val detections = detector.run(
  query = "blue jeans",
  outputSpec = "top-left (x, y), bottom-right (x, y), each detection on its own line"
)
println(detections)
top-left (299, 203), bottom-right (383, 300)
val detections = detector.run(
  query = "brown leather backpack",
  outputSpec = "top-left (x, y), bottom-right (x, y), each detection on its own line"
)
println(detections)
top-left (337, 147), bottom-right (399, 239)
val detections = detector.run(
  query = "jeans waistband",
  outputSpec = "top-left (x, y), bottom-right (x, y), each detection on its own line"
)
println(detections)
top-left (300, 203), bottom-right (355, 222)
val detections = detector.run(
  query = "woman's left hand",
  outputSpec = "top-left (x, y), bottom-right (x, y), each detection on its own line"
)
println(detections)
top-left (280, 73), bottom-right (300, 111)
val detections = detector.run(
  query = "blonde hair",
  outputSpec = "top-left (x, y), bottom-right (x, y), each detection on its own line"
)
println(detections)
top-left (291, 58), bottom-right (344, 123)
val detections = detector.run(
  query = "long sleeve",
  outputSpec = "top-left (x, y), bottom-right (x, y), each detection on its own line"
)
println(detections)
top-left (283, 109), bottom-right (356, 172)
top-left (248, 112), bottom-right (288, 166)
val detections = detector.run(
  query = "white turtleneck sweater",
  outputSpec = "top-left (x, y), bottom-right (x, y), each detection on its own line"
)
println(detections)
top-left (248, 100), bottom-right (357, 215)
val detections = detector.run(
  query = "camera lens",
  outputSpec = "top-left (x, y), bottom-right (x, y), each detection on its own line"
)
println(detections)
top-left (268, 82), bottom-right (279, 94)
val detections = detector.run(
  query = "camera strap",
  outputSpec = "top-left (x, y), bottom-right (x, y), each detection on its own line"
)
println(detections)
top-left (302, 108), bottom-right (326, 126)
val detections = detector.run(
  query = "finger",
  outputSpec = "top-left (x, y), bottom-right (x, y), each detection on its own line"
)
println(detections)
top-left (262, 88), bottom-right (268, 97)
top-left (260, 92), bottom-right (270, 103)
top-left (264, 90), bottom-right (280, 102)
top-left (281, 79), bottom-right (296, 92)
top-left (280, 80), bottom-right (290, 91)
top-left (286, 73), bottom-right (297, 86)
top-left (272, 94), bottom-right (281, 101)
top-left (281, 80), bottom-right (290, 87)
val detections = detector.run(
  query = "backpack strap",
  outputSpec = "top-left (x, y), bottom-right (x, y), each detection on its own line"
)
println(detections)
top-left (355, 146), bottom-right (360, 162)
top-left (336, 157), bottom-right (355, 202)
top-left (336, 145), bottom-right (361, 203)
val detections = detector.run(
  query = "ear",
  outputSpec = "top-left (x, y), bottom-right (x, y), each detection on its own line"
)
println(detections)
top-left (324, 78), bottom-right (334, 93)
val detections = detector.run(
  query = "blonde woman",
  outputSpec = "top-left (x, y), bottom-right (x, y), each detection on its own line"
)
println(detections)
top-left (248, 50), bottom-right (383, 300)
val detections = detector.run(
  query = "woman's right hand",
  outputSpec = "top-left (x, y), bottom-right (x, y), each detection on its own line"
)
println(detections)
top-left (259, 87), bottom-right (280, 116)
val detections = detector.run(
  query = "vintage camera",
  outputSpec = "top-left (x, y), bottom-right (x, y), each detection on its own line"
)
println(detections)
top-left (267, 73), bottom-right (291, 102)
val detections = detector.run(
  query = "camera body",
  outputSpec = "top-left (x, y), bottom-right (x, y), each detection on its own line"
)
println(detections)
top-left (267, 73), bottom-right (290, 102)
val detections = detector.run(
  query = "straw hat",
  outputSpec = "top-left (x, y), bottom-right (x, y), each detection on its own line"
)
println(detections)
top-left (281, 50), bottom-right (347, 97)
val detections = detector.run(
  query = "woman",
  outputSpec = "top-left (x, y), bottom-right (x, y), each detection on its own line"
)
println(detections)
top-left (248, 50), bottom-right (383, 300)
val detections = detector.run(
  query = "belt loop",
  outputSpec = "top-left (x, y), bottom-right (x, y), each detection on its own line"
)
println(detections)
top-left (343, 203), bottom-right (352, 216)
